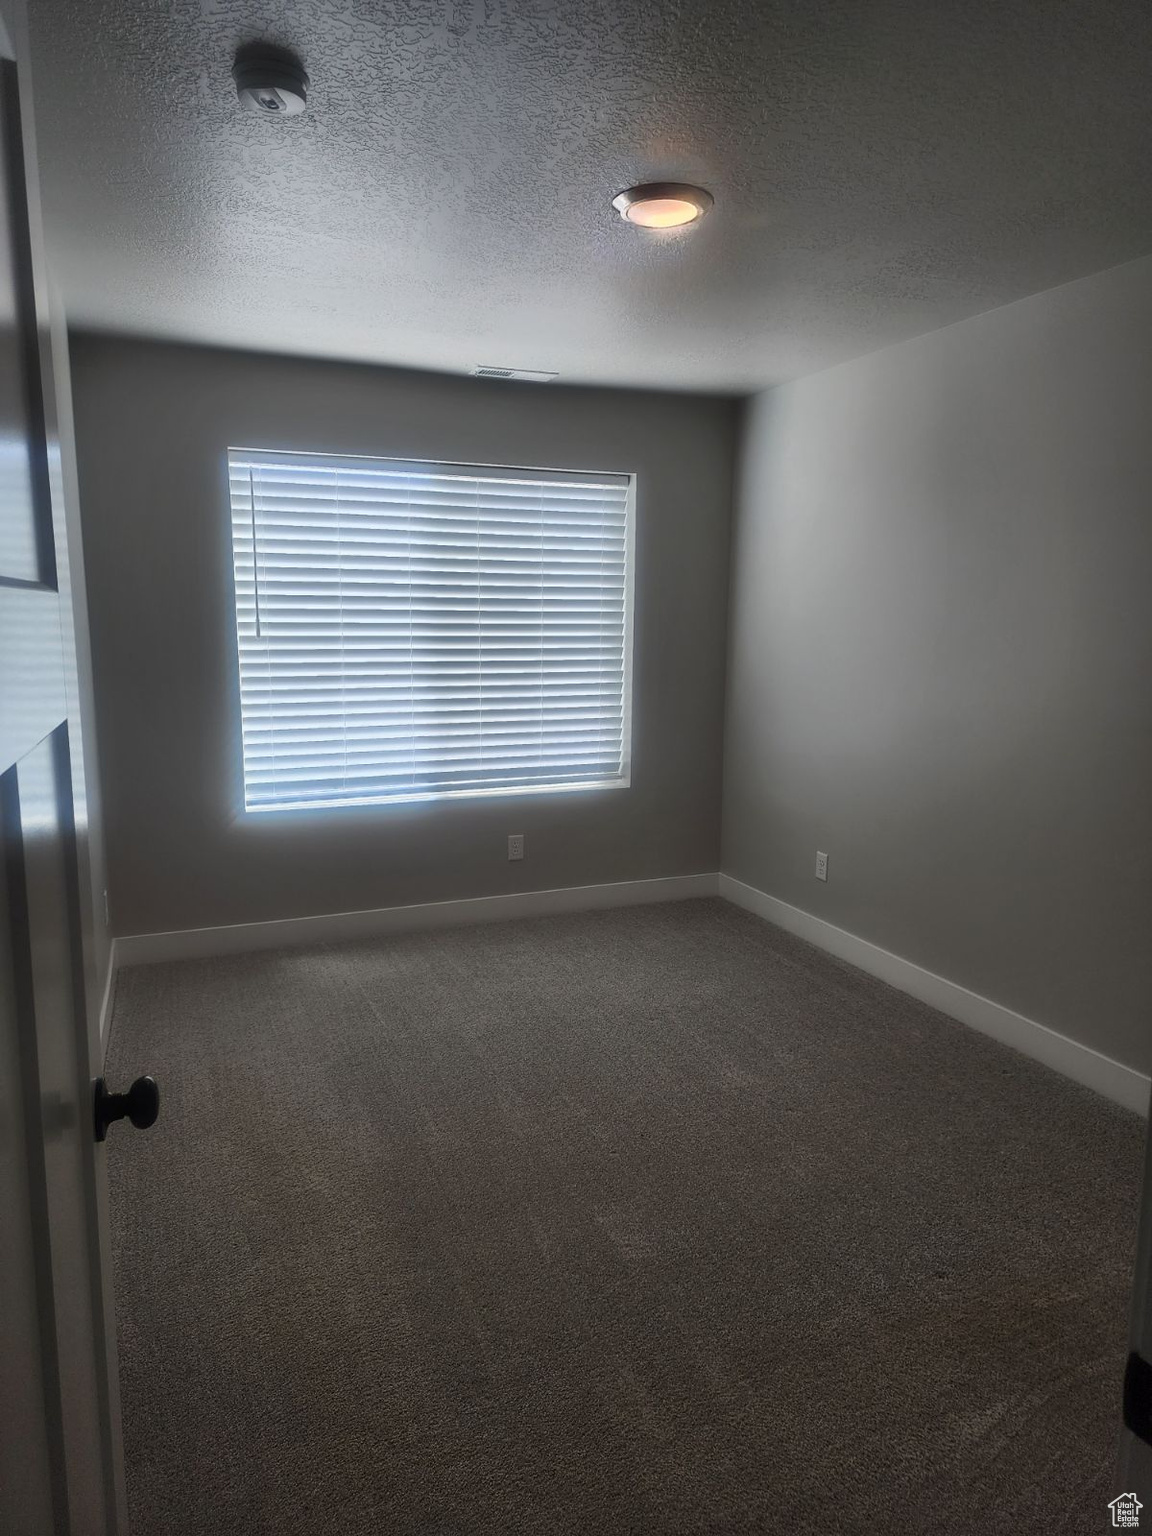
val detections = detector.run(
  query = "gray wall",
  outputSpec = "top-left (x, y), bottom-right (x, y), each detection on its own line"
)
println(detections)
top-left (723, 255), bottom-right (1152, 1073)
top-left (71, 336), bottom-right (736, 937)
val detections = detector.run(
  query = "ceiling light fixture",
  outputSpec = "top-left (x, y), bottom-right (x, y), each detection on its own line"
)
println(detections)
top-left (612, 182), bottom-right (713, 229)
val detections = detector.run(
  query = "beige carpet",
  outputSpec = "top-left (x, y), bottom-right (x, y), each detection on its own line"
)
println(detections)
top-left (105, 898), bottom-right (1142, 1534)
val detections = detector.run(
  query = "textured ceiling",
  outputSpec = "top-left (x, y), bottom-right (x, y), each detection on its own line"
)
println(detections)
top-left (28, 0), bottom-right (1152, 392)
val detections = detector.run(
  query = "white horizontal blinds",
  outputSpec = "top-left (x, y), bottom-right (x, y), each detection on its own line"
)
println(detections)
top-left (228, 449), bottom-right (632, 811)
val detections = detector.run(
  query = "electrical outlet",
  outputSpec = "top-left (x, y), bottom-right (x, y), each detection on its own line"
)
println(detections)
top-left (103, 888), bottom-right (110, 926)
top-left (815, 850), bottom-right (828, 882)
top-left (508, 833), bottom-right (525, 862)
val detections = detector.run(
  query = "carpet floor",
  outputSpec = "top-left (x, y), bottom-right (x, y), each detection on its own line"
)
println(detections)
top-left (105, 898), bottom-right (1142, 1534)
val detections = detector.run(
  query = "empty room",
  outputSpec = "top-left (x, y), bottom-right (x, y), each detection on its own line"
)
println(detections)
top-left (3, 0), bottom-right (1152, 1532)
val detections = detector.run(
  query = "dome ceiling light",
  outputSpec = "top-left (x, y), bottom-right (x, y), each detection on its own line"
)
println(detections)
top-left (612, 182), bottom-right (714, 229)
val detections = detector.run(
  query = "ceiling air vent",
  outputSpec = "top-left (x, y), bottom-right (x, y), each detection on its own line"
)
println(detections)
top-left (471, 365), bottom-right (558, 383)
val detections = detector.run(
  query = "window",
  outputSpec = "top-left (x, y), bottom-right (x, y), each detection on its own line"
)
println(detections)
top-left (228, 449), bottom-right (633, 812)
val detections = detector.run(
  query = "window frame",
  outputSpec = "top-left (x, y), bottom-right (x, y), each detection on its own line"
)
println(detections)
top-left (226, 445), bottom-right (637, 815)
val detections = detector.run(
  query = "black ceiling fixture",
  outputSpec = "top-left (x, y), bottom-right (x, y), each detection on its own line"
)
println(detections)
top-left (232, 42), bottom-right (309, 117)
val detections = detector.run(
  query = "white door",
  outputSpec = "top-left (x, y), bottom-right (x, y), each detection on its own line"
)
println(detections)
top-left (0, 0), bottom-right (129, 1529)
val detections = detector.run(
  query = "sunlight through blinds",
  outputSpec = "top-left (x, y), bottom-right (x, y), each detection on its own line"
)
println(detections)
top-left (228, 449), bottom-right (633, 812)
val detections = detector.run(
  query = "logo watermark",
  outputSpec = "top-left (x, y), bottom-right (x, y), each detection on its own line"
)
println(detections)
top-left (1110, 1493), bottom-right (1143, 1529)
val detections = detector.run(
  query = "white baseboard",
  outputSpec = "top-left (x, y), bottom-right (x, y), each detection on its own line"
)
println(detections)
top-left (719, 873), bottom-right (1150, 1116)
top-left (115, 873), bottom-right (720, 968)
top-left (113, 866), bottom-right (1146, 1115)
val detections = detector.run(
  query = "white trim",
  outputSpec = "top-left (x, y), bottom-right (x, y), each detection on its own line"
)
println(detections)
top-left (97, 942), bottom-right (118, 1062)
top-left (115, 873), bottom-right (720, 967)
top-left (719, 874), bottom-right (1150, 1116)
top-left (112, 867), bottom-right (1147, 1115)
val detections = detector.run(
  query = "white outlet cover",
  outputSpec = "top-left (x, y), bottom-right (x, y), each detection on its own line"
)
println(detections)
top-left (508, 834), bottom-right (525, 861)
top-left (815, 851), bottom-right (828, 881)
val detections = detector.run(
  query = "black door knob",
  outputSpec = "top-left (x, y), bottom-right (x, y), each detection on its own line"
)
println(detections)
top-left (94, 1075), bottom-right (160, 1142)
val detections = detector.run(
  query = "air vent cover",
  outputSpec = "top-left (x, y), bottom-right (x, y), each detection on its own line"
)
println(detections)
top-left (471, 365), bottom-right (558, 383)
